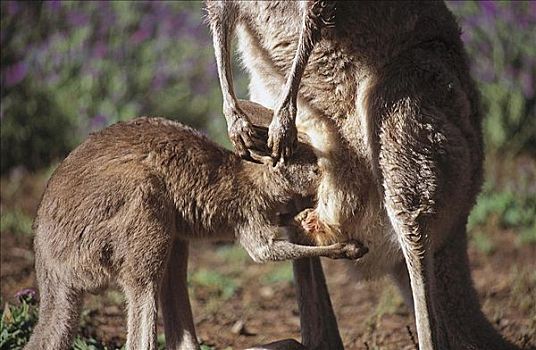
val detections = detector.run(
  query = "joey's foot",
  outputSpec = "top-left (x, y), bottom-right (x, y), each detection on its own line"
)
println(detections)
top-left (268, 106), bottom-right (297, 164)
top-left (296, 208), bottom-right (322, 233)
top-left (329, 240), bottom-right (368, 260)
top-left (295, 208), bottom-right (340, 245)
top-left (226, 111), bottom-right (268, 159)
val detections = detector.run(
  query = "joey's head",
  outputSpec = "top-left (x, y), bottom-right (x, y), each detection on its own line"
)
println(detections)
top-left (236, 99), bottom-right (320, 197)
top-left (272, 139), bottom-right (320, 198)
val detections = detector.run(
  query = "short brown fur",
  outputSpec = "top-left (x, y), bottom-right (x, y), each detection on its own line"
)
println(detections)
top-left (24, 101), bottom-right (366, 350)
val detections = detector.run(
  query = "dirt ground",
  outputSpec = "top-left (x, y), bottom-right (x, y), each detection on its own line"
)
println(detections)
top-left (1, 170), bottom-right (535, 350)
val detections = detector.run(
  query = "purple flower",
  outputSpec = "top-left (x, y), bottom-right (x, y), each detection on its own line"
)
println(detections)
top-left (45, 72), bottom-right (60, 85)
top-left (171, 12), bottom-right (188, 35)
top-left (472, 64), bottom-right (495, 83)
top-left (530, 2), bottom-right (536, 19)
top-left (131, 28), bottom-right (151, 45)
top-left (97, 0), bottom-right (111, 12)
top-left (6, 1), bottom-right (21, 16)
top-left (92, 41), bottom-right (108, 59)
top-left (46, 0), bottom-right (61, 12)
top-left (67, 10), bottom-right (89, 27)
top-left (152, 73), bottom-right (168, 91)
top-left (187, 23), bottom-right (211, 43)
top-left (4, 62), bottom-right (28, 87)
top-left (191, 77), bottom-right (209, 95)
top-left (460, 30), bottom-right (473, 45)
top-left (481, 1), bottom-right (497, 19)
top-left (178, 58), bottom-right (196, 73)
top-left (520, 71), bottom-right (535, 98)
top-left (91, 114), bottom-right (108, 129)
top-left (153, 2), bottom-right (171, 20)
top-left (206, 60), bottom-right (218, 79)
top-left (15, 288), bottom-right (37, 302)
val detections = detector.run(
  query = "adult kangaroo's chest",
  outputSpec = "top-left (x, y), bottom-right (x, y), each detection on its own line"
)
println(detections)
top-left (237, 1), bottom-right (449, 122)
top-left (237, 2), bottom-right (361, 121)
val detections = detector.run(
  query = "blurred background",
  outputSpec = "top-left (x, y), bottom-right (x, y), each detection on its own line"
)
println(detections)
top-left (1, 1), bottom-right (534, 349)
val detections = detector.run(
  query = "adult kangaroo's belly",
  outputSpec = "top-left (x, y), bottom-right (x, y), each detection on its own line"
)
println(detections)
top-left (345, 199), bottom-right (402, 279)
top-left (244, 73), bottom-right (402, 279)
top-left (237, 13), bottom-right (403, 279)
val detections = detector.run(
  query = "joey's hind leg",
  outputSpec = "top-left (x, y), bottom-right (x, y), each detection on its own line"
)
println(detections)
top-left (24, 279), bottom-right (83, 350)
top-left (120, 205), bottom-right (174, 350)
top-left (160, 239), bottom-right (200, 350)
top-left (24, 272), bottom-right (55, 350)
top-left (122, 280), bottom-right (160, 350)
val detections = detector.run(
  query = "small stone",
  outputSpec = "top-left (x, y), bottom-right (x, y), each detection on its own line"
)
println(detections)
top-left (259, 286), bottom-right (274, 298)
top-left (231, 319), bottom-right (255, 335)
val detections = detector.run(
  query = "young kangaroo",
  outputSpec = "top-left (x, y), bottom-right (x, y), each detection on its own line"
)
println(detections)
top-left (24, 100), bottom-right (367, 350)
top-left (211, 1), bottom-right (518, 349)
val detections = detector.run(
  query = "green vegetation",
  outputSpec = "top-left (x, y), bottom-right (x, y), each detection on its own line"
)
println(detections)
top-left (189, 269), bottom-right (239, 301)
top-left (1, 1), bottom-right (232, 174)
top-left (467, 156), bottom-right (536, 253)
top-left (1, 296), bottom-right (37, 350)
top-left (1, 296), bottom-right (111, 350)
top-left (0, 209), bottom-right (33, 236)
top-left (448, 1), bottom-right (536, 155)
top-left (216, 245), bottom-right (249, 265)
top-left (261, 263), bottom-right (294, 285)
top-left (469, 184), bottom-right (536, 249)
top-left (0, 295), bottom-right (176, 350)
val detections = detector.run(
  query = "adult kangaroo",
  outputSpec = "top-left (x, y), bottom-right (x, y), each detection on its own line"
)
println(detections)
top-left (208, 1), bottom-right (517, 349)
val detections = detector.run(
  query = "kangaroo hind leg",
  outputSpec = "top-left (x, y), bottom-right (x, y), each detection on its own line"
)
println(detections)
top-left (24, 277), bottom-right (83, 350)
top-left (122, 280), bottom-right (160, 350)
top-left (160, 239), bottom-right (200, 350)
top-left (376, 96), bottom-right (464, 349)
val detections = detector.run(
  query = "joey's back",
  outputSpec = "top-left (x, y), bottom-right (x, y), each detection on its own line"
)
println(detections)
top-left (34, 118), bottom-right (240, 264)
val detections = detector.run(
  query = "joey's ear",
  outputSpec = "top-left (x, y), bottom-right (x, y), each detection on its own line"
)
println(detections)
top-left (237, 99), bottom-right (274, 128)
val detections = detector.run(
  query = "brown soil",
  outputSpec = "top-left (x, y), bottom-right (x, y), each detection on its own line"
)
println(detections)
top-left (1, 170), bottom-right (535, 350)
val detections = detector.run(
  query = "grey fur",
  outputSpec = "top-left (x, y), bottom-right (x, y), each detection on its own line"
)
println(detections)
top-left (207, 1), bottom-right (517, 349)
